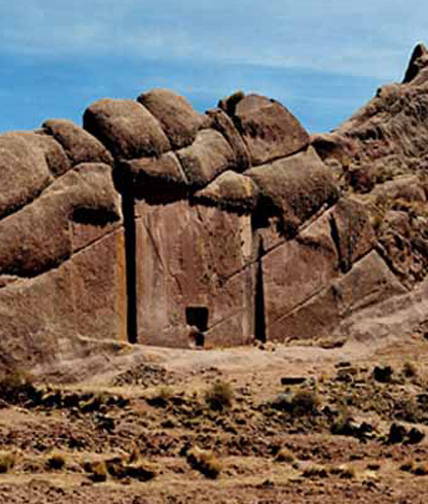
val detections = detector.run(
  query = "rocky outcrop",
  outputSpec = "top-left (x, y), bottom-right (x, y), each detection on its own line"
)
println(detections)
top-left (311, 43), bottom-right (428, 289)
top-left (1, 44), bottom-right (428, 366)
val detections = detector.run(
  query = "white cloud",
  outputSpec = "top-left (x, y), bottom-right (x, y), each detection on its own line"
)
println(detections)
top-left (1, 0), bottom-right (427, 80)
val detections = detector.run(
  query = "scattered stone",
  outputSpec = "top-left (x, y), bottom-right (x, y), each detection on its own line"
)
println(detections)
top-left (373, 366), bottom-right (393, 383)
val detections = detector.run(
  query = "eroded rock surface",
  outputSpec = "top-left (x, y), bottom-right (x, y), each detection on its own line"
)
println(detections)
top-left (0, 44), bottom-right (428, 367)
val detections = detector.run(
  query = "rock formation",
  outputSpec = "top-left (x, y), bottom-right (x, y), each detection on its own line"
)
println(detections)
top-left (0, 45), bottom-right (428, 367)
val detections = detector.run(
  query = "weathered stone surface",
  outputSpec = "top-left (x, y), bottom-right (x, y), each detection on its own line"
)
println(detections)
top-left (0, 262), bottom-right (76, 369)
top-left (206, 108), bottom-right (251, 170)
top-left (137, 89), bottom-right (207, 149)
top-left (119, 152), bottom-right (187, 199)
top-left (0, 163), bottom-right (121, 277)
top-left (4, 131), bottom-right (71, 177)
top-left (72, 227), bottom-right (127, 342)
top-left (0, 61), bottom-right (427, 362)
top-left (192, 170), bottom-right (259, 212)
top-left (246, 147), bottom-right (339, 236)
top-left (42, 119), bottom-right (114, 166)
top-left (83, 99), bottom-right (171, 159)
top-left (176, 129), bottom-right (235, 188)
top-left (329, 197), bottom-right (375, 273)
top-left (0, 134), bottom-right (53, 219)
top-left (403, 43), bottom-right (428, 84)
top-left (134, 200), bottom-right (254, 347)
top-left (262, 212), bottom-right (339, 341)
top-left (372, 175), bottom-right (427, 204)
top-left (271, 251), bottom-right (408, 341)
top-left (224, 93), bottom-right (310, 165)
top-left (0, 226), bottom-right (127, 369)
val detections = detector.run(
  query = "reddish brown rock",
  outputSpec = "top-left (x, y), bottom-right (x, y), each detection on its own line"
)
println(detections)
top-left (83, 99), bottom-right (171, 159)
top-left (4, 131), bottom-right (71, 177)
top-left (329, 197), bottom-right (375, 273)
top-left (0, 134), bottom-right (53, 219)
top-left (270, 251), bottom-right (408, 341)
top-left (0, 262), bottom-right (76, 369)
top-left (72, 226), bottom-right (127, 342)
top-left (403, 43), bottom-right (428, 84)
top-left (224, 93), bottom-right (309, 165)
top-left (246, 147), bottom-right (339, 236)
top-left (134, 200), bottom-right (255, 347)
top-left (137, 89), bottom-right (207, 149)
top-left (206, 108), bottom-right (251, 170)
top-left (119, 152), bottom-right (187, 200)
top-left (192, 170), bottom-right (259, 212)
top-left (0, 163), bottom-right (121, 277)
top-left (262, 212), bottom-right (339, 341)
top-left (176, 129), bottom-right (236, 188)
top-left (42, 119), bottom-right (114, 166)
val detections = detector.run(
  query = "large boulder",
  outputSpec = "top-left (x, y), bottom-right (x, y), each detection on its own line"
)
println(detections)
top-left (42, 119), bottom-right (114, 166)
top-left (246, 146), bottom-right (339, 236)
top-left (137, 89), bottom-right (207, 149)
top-left (206, 108), bottom-right (251, 171)
top-left (192, 170), bottom-right (259, 212)
top-left (83, 99), bottom-right (171, 159)
top-left (3, 131), bottom-right (71, 177)
top-left (118, 152), bottom-right (187, 200)
top-left (221, 93), bottom-right (310, 165)
top-left (0, 163), bottom-right (121, 277)
top-left (176, 129), bottom-right (236, 188)
top-left (0, 134), bottom-right (53, 219)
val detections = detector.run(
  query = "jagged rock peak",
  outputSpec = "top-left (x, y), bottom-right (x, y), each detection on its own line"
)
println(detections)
top-left (403, 43), bottom-right (428, 84)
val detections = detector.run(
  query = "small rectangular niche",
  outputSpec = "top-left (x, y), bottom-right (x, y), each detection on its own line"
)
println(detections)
top-left (185, 306), bottom-right (209, 331)
top-left (186, 306), bottom-right (209, 347)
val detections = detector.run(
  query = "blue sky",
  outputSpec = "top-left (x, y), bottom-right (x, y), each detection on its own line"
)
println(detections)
top-left (0, 1), bottom-right (427, 134)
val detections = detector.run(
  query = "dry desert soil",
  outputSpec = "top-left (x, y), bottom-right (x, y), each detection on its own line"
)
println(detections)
top-left (1, 334), bottom-right (428, 503)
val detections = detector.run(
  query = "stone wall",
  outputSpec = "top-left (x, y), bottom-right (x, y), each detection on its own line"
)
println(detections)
top-left (1, 46), bottom-right (428, 364)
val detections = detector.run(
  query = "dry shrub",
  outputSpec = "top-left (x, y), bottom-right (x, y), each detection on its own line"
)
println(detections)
top-left (329, 464), bottom-right (356, 479)
top-left (403, 361), bottom-right (418, 378)
top-left (0, 369), bottom-right (39, 406)
top-left (413, 462), bottom-right (428, 476)
top-left (274, 448), bottom-right (295, 464)
top-left (124, 460), bottom-right (157, 481)
top-left (83, 460), bottom-right (108, 482)
top-left (302, 464), bottom-right (328, 478)
top-left (331, 406), bottom-right (353, 435)
top-left (205, 381), bottom-right (233, 411)
top-left (186, 446), bottom-right (222, 479)
top-left (0, 451), bottom-right (17, 473)
top-left (46, 451), bottom-right (66, 470)
top-left (291, 388), bottom-right (320, 416)
top-left (147, 386), bottom-right (174, 407)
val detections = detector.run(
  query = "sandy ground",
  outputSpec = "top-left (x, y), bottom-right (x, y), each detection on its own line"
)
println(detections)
top-left (0, 334), bottom-right (428, 502)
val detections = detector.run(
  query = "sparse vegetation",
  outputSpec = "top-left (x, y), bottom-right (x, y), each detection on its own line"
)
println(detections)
top-left (0, 451), bottom-right (17, 473)
top-left (0, 368), bottom-right (40, 405)
top-left (403, 361), bottom-right (418, 378)
top-left (274, 447), bottom-right (296, 464)
top-left (186, 446), bottom-right (222, 479)
top-left (290, 387), bottom-right (320, 416)
top-left (46, 451), bottom-right (66, 470)
top-left (84, 460), bottom-right (108, 482)
top-left (204, 380), bottom-right (234, 411)
top-left (302, 464), bottom-right (329, 478)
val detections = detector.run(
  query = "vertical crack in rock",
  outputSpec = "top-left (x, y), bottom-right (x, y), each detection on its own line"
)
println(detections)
top-left (121, 173), bottom-right (138, 344)
top-left (329, 213), bottom-right (346, 274)
top-left (254, 238), bottom-right (266, 342)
